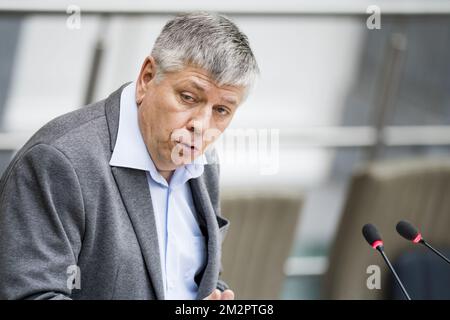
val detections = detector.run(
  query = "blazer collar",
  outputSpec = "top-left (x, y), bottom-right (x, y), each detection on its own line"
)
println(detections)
top-left (105, 82), bottom-right (130, 153)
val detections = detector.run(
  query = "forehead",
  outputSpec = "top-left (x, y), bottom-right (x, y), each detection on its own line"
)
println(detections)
top-left (166, 67), bottom-right (245, 105)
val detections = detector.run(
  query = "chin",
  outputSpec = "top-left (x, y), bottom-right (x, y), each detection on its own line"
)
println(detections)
top-left (177, 155), bottom-right (197, 166)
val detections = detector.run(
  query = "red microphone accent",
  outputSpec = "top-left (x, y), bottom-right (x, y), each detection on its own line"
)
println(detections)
top-left (413, 233), bottom-right (422, 244)
top-left (372, 240), bottom-right (383, 249)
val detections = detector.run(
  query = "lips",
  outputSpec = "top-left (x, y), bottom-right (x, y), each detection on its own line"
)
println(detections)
top-left (176, 141), bottom-right (200, 153)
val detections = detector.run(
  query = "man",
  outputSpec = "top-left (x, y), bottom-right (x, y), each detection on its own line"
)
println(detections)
top-left (0, 11), bottom-right (258, 300)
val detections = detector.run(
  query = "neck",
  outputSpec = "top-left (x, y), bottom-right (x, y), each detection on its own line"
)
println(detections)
top-left (159, 169), bottom-right (174, 183)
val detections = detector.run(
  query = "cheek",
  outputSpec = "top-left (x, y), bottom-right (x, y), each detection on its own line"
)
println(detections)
top-left (139, 97), bottom-right (170, 137)
top-left (202, 126), bottom-right (224, 148)
top-left (149, 114), bottom-right (192, 152)
top-left (138, 107), bottom-right (167, 152)
top-left (201, 117), bottom-right (234, 148)
top-left (137, 107), bottom-right (151, 139)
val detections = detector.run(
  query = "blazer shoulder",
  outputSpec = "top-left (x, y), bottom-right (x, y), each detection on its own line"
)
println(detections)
top-left (2, 100), bottom-right (109, 180)
top-left (26, 100), bottom-right (107, 148)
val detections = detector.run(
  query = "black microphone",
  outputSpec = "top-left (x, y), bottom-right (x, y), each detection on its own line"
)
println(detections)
top-left (362, 223), bottom-right (412, 300)
top-left (396, 220), bottom-right (450, 266)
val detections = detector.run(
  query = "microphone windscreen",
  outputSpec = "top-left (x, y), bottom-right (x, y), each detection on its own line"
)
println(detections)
top-left (396, 220), bottom-right (419, 241)
top-left (362, 223), bottom-right (382, 246)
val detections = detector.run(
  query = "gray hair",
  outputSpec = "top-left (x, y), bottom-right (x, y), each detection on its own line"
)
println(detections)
top-left (151, 11), bottom-right (259, 90)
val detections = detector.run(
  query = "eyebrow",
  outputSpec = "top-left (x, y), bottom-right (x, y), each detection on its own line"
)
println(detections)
top-left (187, 80), bottom-right (206, 93)
top-left (184, 80), bottom-right (238, 106)
top-left (222, 96), bottom-right (238, 106)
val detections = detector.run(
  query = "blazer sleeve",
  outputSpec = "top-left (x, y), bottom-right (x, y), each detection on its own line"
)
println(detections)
top-left (0, 143), bottom-right (85, 300)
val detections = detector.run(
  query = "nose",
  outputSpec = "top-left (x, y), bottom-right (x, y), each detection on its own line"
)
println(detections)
top-left (187, 106), bottom-right (212, 136)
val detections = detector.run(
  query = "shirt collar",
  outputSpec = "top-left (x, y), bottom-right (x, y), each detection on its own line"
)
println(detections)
top-left (109, 82), bottom-right (206, 187)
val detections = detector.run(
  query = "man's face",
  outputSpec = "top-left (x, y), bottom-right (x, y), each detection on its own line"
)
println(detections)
top-left (135, 56), bottom-right (245, 172)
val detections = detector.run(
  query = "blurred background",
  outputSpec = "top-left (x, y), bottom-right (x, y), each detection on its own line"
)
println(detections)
top-left (0, 0), bottom-right (450, 299)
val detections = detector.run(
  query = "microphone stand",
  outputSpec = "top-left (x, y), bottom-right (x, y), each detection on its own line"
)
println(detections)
top-left (420, 239), bottom-right (450, 265)
top-left (376, 246), bottom-right (412, 300)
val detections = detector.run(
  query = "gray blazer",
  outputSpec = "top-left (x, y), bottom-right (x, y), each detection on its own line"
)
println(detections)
top-left (0, 84), bottom-right (230, 300)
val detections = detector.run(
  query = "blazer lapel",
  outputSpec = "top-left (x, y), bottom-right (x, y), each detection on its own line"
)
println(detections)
top-left (190, 176), bottom-right (221, 300)
top-left (111, 167), bottom-right (165, 300)
top-left (105, 84), bottom-right (164, 300)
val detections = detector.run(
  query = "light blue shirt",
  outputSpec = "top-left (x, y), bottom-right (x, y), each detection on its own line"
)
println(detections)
top-left (109, 82), bottom-right (207, 299)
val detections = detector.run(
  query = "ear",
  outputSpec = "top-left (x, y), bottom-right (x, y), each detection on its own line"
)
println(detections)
top-left (135, 55), bottom-right (157, 105)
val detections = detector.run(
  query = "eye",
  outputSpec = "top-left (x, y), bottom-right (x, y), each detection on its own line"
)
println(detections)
top-left (215, 106), bottom-right (230, 116)
top-left (180, 93), bottom-right (196, 103)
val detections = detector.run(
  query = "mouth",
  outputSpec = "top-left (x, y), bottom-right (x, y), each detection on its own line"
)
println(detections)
top-left (176, 141), bottom-right (200, 154)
